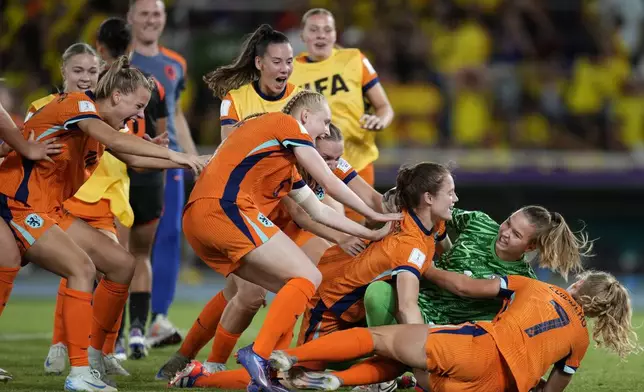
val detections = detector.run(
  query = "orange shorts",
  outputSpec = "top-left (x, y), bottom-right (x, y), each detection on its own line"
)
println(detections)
top-left (297, 299), bottom-right (365, 346)
top-left (425, 323), bottom-right (513, 392)
top-left (344, 163), bottom-right (374, 223)
top-left (63, 197), bottom-right (116, 235)
top-left (183, 198), bottom-right (280, 276)
top-left (0, 195), bottom-right (76, 256)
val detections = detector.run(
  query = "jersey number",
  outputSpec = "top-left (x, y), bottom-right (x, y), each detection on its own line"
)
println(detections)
top-left (524, 300), bottom-right (570, 337)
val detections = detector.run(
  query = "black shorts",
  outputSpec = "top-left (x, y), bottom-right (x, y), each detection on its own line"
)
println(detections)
top-left (130, 183), bottom-right (164, 226)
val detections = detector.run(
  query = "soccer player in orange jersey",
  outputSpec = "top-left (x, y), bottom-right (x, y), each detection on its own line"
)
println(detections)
top-left (181, 90), bottom-right (400, 391)
top-left (267, 269), bottom-right (639, 392)
top-left (0, 57), bottom-right (205, 391)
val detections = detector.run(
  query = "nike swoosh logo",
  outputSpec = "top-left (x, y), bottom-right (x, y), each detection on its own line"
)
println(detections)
top-left (84, 381), bottom-right (106, 389)
top-left (45, 358), bottom-right (52, 367)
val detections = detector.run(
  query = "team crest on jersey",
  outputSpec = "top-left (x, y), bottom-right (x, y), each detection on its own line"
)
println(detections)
top-left (314, 185), bottom-right (325, 200)
top-left (25, 213), bottom-right (44, 229)
top-left (257, 212), bottom-right (274, 228)
top-left (165, 64), bottom-right (177, 81)
top-left (408, 248), bottom-right (426, 269)
top-left (337, 158), bottom-right (351, 173)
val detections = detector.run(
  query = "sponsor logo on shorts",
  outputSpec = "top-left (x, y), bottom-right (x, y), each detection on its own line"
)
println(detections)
top-left (25, 213), bottom-right (44, 229)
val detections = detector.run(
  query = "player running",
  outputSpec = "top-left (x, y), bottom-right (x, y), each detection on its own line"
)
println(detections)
top-left (292, 8), bottom-right (394, 223)
top-left (0, 57), bottom-right (204, 392)
top-left (269, 268), bottom-right (640, 392)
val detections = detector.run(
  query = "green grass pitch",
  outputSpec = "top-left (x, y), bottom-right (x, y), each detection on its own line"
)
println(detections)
top-left (1, 299), bottom-right (643, 391)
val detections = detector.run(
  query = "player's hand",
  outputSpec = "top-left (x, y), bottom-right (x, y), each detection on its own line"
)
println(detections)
top-left (360, 114), bottom-right (385, 131)
top-left (382, 187), bottom-right (399, 213)
top-left (169, 150), bottom-right (205, 176)
top-left (197, 154), bottom-right (213, 168)
top-left (338, 235), bottom-right (368, 256)
top-left (368, 221), bottom-right (393, 241)
top-left (144, 132), bottom-right (170, 148)
top-left (23, 130), bottom-right (63, 163)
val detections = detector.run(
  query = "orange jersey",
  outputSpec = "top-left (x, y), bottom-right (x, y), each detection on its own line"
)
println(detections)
top-left (269, 157), bottom-right (358, 231)
top-left (0, 92), bottom-right (104, 212)
top-left (480, 276), bottom-right (590, 392)
top-left (187, 112), bottom-right (314, 215)
top-left (318, 210), bottom-right (445, 323)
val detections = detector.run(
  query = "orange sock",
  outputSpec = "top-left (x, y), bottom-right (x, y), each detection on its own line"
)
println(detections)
top-left (0, 267), bottom-right (19, 317)
top-left (51, 278), bottom-right (67, 345)
top-left (275, 329), bottom-right (294, 350)
top-left (194, 368), bottom-right (251, 389)
top-left (90, 279), bottom-right (129, 351)
top-left (102, 307), bottom-right (124, 355)
top-left (331, 356), bottom-right (407, 386)
top-left (64, 288), bottom-right (93, 367)
top-left (207, 324), bottom-right (241, 363)
top-left (252, 277), bottom-right (315, 358)
top-left (284, 328), bottom-right (374, 363)
top-left (179, 291), bottom-right (228, 359)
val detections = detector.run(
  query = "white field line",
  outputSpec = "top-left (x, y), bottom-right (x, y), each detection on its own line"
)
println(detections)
top-left (0, 332), bottom-right (51, 341)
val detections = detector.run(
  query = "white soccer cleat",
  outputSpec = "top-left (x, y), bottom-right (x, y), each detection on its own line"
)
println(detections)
top-left (202, 361), bottom-right (227, 373)
top-left (285, 367), bottom-right (342, 391)
top-left (103, 353), bottom-right (130, 376)
top-left (146, 314), bottom-right (183, 348)
top-left (44, 342), bottom-right (68, 375)
top-left (128, 328), bottom-right (148, 360)
top-left (64, 367), bottom-right (117, 392)
top-left (88, 346), bottom-right (117, 388)
top-left (114, 337), bottom-right (127, 362)
top-left (351, 380), bottom-right (397, 392)
top-left (0, 368), bottom-right (12, 383)
top-left (269, 350), bottom-right (297, 372)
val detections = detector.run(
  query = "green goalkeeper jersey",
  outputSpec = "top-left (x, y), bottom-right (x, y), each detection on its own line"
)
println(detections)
top-left (418, 208), bottom-right (537, 324)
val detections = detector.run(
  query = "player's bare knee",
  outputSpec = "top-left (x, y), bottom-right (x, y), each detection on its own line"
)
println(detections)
top-left (236, 280), bottom-right (267, 312)
top-left (106, 247), bottom-right (136, 284)
top-left (69, 255), bottom-right (97, 282)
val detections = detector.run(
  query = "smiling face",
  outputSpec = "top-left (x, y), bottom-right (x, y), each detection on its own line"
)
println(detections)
top-left (256, 42), bottom-right (294, 96)
top-left (62, 53), bottom-right (100, 93)
top-left (128, 0), bottom-right (166, 45)
top-left (301, 13), bottom-right (336, 61)
top-left (496, 210), bottom-right (537, 256)
top-left (427, 174), bottom-right (458, 221)
top-left (106, 85), bottom-right (151, 129)
top-left (299, 101), bottom-right (332, 139)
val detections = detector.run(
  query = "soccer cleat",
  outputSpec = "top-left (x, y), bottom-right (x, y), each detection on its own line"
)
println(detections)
top-left (114, 338), bottom-right (127, 362)
top-left (202, 361), bottom-right (227, 373)
top-left (44, 342), bottom-right (68, 375)
top-left (88, 346), bottom-right (117, 388)
top-left (64, 367), bottom-right (117, 392)
top-left (285, 367), bottom-right (342, 391)
top-left (247, 378), bottom-right (292, 392)
top-left (103, 353), bottom-right (130, 376)
top-left (128, 328), bottom-right (148, 360)
top-left (0, 368), bottom-right (12, 383)
top-left (168, 360), bottom-right (209, 388)
top-left (351, 380), bottom-right (397, 392)
top-left (146, 314), bottom-right (183, 348)
top-left (397, 374), bottom-right (416, 389)
top-left (236, 344), bottom-right (272, 391)
top-left (156, 352), bottom-right (191, 381)
top-left (269, 350), bottom-right (297, 372)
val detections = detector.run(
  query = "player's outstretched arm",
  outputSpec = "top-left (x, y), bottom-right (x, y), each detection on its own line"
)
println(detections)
top-left (288, 185), bottom-right (391, 242)
top-left (293, 145), bottom-right (401, 223)
top-left (423, 266), bottom-right (501, 299)
top-left (0, 104), bottom-right (62, 162)
top-left (77, 118), bottom-right (203, 173)
top-left (395, 272), bottom-right (424, 324)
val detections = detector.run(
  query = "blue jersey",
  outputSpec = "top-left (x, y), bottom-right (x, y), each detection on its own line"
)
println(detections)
top-left (131, 47), bottom-right (187, 151)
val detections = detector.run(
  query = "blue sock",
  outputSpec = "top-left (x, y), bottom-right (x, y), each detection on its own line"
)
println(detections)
top-left (151, 168), bottom-right (184, 316)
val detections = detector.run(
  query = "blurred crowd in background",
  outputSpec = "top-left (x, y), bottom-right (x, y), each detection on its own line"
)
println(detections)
top-left (2, 0), bottom-right (644, 152)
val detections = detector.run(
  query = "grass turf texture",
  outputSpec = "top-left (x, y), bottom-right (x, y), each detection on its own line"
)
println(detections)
top-left (1, 299), bottom-right (643, 391)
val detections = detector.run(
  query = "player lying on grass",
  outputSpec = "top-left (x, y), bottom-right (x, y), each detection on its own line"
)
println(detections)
top-left (268, 268), bottom-right (640, 392)
top-left (338, 199), bottom-right (593, 391)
